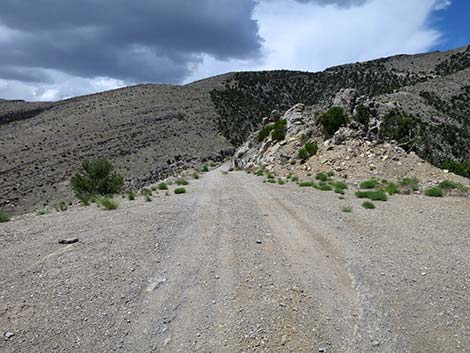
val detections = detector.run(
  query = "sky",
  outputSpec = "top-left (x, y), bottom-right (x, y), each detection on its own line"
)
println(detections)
top-left (0, 0), bottom-right (467, 101)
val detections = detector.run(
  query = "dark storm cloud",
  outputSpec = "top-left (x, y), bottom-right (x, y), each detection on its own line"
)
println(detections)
top-left (0, 0), bottom-right (262, 83)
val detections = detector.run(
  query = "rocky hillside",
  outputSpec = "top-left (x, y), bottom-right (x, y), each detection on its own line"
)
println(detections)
top-left (1, 46), bottom-right (469, 214)
top-left (1, 80), bottom-right (233, 215)
top-left (212, 45), bottom-right (470, 168)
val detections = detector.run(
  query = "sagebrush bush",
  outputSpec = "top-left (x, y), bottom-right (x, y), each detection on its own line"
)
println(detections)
top-left (271, 119), bottom-right (287, 141)
top-left (277, 179), bottom-right (286, 185)
top-left (360, 179), bottom-right (381, 189)
top-left (299, 142), bottom-right (318, 162)
top-left (141, 188), bottom-right (152, 196)
top-left (71, 159), bottom-right (124, 199)
top-left (255, 169), bottom-right (264, 177)
top-left (291, 176), bottom-right (299, 182)
top-left (354, 104), bottom-right (370, 126)
top-left (201, 165), bottom-right (209, 173)
top-left (97, 197), bottom-right (118, 210)
top-left (384, 182), bottom-right (400, 195)
top-left (176, 179), bottom-right (189, 186)
top-left (54, 201), bottom-right (68, 212)
top-left (362, 201), bottom-right (375, 209)
top-left (0, 210), bottom-right (10, 223)
top-left (441, 160), bottom-right (470, 178)
top-left (144, 195), bottom-right (152, 202)
top-left (36, 206), bottom-right (49, 215)
top-left (299, 181), bottom-right (314, 187)
top-left (128, 191), bottom-right (136, 201)
top-left (174, 187), bottom-right (187, 194)
top-left (313, 182), bottom-right (333, 191)
top-left (355, 190), bottom-right (388, 201)
top-left (341, 206), bottom-right (352, 213)
top-left (331, 181), bottom-right (348, 190)
top-left (318, 107), bottom-right (350, 136)
top-left (315, 172), bottom-right (328, 182)
top-left (257, 124), bottom-right (275, 143)
top-left (157, 182), bottom-right (168, 190)
top-left (425, 187), bottom-right (443, 197)
top-left (193, 172), bottom-right (200, 180)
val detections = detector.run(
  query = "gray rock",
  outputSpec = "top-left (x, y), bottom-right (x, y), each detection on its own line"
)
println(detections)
top-left (4, 331), bottom-right (14, 339)
top-left (58, 238), bottom-right (79, 245)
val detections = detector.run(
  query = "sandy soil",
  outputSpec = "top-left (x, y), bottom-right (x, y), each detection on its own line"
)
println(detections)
top-left (0, 168), bottom-right (469, 352)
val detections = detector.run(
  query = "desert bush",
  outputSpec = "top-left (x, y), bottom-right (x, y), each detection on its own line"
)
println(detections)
top-left (174, 187), bottom-right (187, 194)
top-left (257, 124), bottom-right (275, 143)
top-left (331, 181), bottom-right (348, 190)
top-left (354, 104), bottom-right (370, 126)
top-left (315, 172), bottom-right (328, 182)
top-left (291, 176), bottom-right (299, 182)
top-left (299, 142), bottom-right (319, 162)
top-left (97, 197), bottom-right (118, 210)
top-left (355, 190), bottom-right (388, 201)
top-left (341, 206), bottom-right (352, 213)
top-left (277, 179), bottom-right (286, 185)
top-left (380, 112), bottom-right (421, 150)
top-left (145, 194), bottom-right (152, 202)
top-left (362, 201), bottom-right (376, 209)
top-left (384, 182), bottom-right (400, 195)
top-left (141, 188), bottom-right (152, 196)
top-left (360, 179), bottom-right (381, 189)
top-left (128, 191), bottom-right (136, 201)
top-left (335, 188), bottom-right (345, 195)
top-left (271, 119), bottom-right (288, 141)
top-left (425, 187), bottom-right (443, 197)
top-left (438, 180), bottom-right (468, 192)
top-left (400, 177), bottom-right (420, 191)
top-left (71, 159), bottom-right (124, 199)
top-left (151, 186), bottom-right (157, 191)
top-left (157, 182), bottom-right (168, 190)
top-left (299, 181), bottom-right (314, 187)
top-left (255, 169), bottom-right (264, 177)
top-left (313, 182), bottom-right (333, 191)
top-left (441, 160), bottom-right (470, 178)
top-left (201, 165), bottom-right (209, 173)
top-left (0, 210), bottom-right (10, 223)
top-left (36, 206), bottom-right (49, 215)
top-left (267, 173), bottom-right (275, 179)
top-left (318, 107), bottom-right (350, 136)
top-left (176, 179), bottom-right (189, 186)
top-left (193, 172), bottom-right (200, 179)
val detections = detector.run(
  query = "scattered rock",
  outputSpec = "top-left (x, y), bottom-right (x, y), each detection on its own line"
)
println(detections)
top-left (58, 238), bottom-right (79, 245)
top-left (256, 240), bottom-right (262, 244)
top-left (3, 331), bottom-right (14, 339)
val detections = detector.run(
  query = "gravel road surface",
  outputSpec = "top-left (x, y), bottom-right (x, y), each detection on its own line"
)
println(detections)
top-left (1, 168), bottom-right (469, 352)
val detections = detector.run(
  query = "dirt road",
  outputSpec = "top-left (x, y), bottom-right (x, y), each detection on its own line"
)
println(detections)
top-left (1, 168), bottom-right (469, 352)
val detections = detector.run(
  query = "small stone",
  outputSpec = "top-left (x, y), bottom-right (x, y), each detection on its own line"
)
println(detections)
top-left (421, 272), bottom-right (427, 276)
top-left (319, 347), bottom-right (326, 352)
top-left (281, 335), bottom-right (287, 345)
top-left (215, 275), bottom-right (220, 279)
top-left (256, 240), bottom-right (262, 244)
top-left (372, 340), bottom-right (380, 347)
top-left (58, 238), bottom-right (79, 245)
top-left (4, 331), bottom-right (14, 339)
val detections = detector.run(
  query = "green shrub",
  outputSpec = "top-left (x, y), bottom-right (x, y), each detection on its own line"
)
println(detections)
top-left (315, 172), bottom-right (328, 182)
top-left (318, 107), bottom-right (350, 136)
top-left (176, 179), bottom-right (189, 186)
top-left (36, 206), bottom-right (49, 215)
top-left (425, 187), bottom-right (443, 197)
top-left (379, 112), bottom-right (420, 150)
top-left (144, 195), bottom-right (152, 202)
top-left (128, 191), bottom-right (136, 201)
top-left (313, 182), bottom-right (333, 191)
top-left (400, 178), bottom-right (420, 192)
top-left (305, 142), bottom-right (319, 156)
top-left (97, 197), bottom-right (118, 210)
top-left (438, 180), bottom-right (467, 192)
top-left (341, 206), bottom-right (352, 213)
top-left (299, 181), bottom-right (314, 187)
top-left (441, 160), bottom-right (470, 178)
top-left (384, 182), bottom-right (400, 195)
top-left (267, 178), bottom-right (276, 183)
top-left (174, 187), bottom-right (187, 194)
top-left (335, 188), bottom-right (345, 195)
top-left (331, 181), bottom-right (348, 190)
top-left (354, 104), bottom-right (370, 126)
top-left (327, 171), bottom-right (335, 177)
top-left (70, 159), bottom-right (124, 199)
top-left (267, 173), bottom-right (275, 179)
top-left (141, 188), bottom-right (152, 196)
top-left (255, 169), bottom-right (264, 177)
top-left (257, 124), bottom-right (275, 143)
top-left (291, 176), bottom-right (299, 183)
top-left (201, 165), bottom-right (209, 173)
top-left (0, 210), bottom-right (10, 223)
top-left (192, 172), bottom-right (200, 180)
top-left (151, 186), bottom-right (158, 192)
top-left (157, 182), bottom-right (168, 190)
top-left (299, 142), bottom-right (319, 162)
top-left (271, 119), bottom-right (287, 141)
top-left (355, 190), bottom-right (388, 201)
top-left (277, 179), bottom-right (286, 185)
top-left (360, 179), bottom-right (381, 189)
top-left (362, 201), bottom-right (376, 209)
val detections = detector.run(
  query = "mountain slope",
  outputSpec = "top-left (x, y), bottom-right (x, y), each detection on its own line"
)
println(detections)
top-left (1, 45), bottom-right (469, 214)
